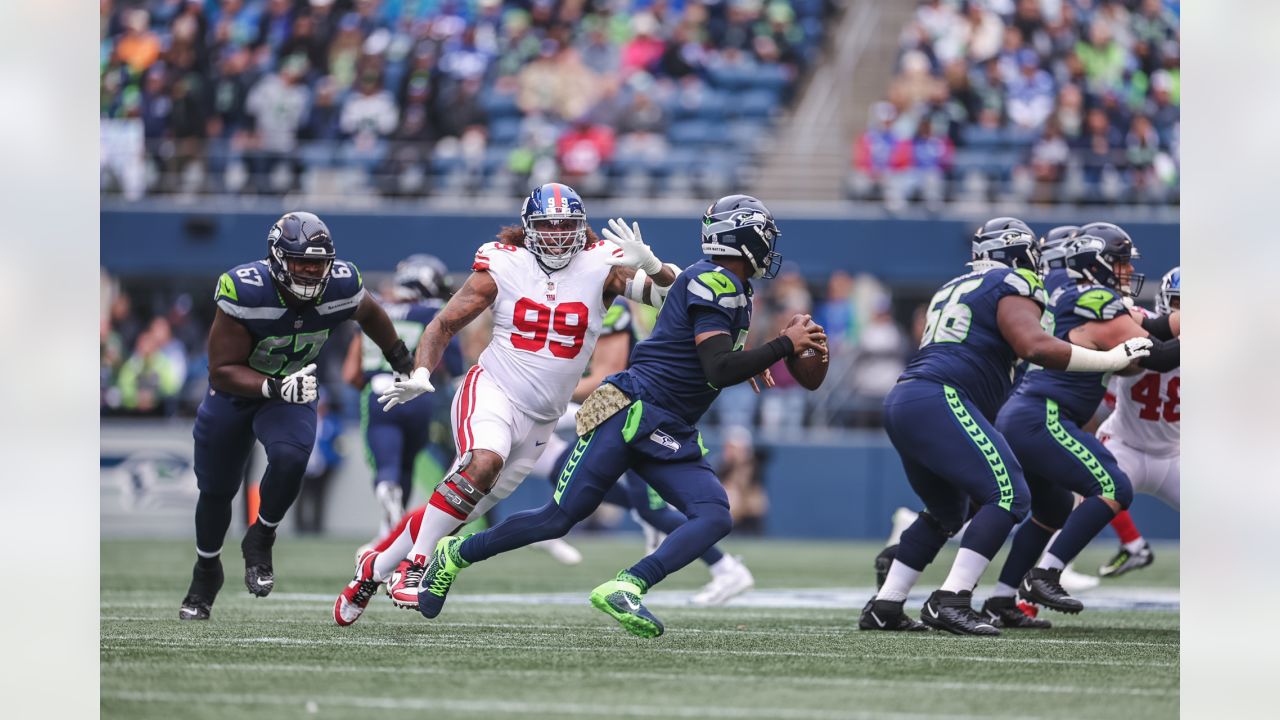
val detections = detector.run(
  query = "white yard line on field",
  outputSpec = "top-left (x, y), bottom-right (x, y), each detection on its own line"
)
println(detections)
top-left (99, 614), bottom-right (1178, 649)
top-left (105, 660), bottom-right (1179, 698)
top-left (99, 689), bottom-right (1033, 720)
top-left (99, 635), bottom-right (1178, 668)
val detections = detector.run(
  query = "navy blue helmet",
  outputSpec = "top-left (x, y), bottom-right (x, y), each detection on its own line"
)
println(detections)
top-left (701, 194), bottom-right (782, 279)
top-left (1038, 224), bottom-right (1080, 273)
top-left (1075, 221), bottom-right (1144, 296)
top-left (394, 253), bottom-right (451, 301)
top-left (267, 211), bottom-right (335, 300)
top-left (972, 216), bottom-right (1037, 271)
top-left (521, 182), bottom-right (588, 270)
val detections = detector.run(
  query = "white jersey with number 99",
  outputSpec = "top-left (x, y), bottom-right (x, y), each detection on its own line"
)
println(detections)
top-left (471, 240), bottom-right (618, 422)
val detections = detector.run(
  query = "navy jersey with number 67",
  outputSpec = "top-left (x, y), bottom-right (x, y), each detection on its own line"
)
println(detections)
top-left (612, 260), bottom-right (753, 425)
top-left (900, 266), bottom-right (1047, 420)
top-left (214, 259), bottom-right (365, 378)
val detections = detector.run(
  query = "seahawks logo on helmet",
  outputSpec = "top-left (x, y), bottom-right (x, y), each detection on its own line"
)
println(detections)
top-left (701, 195), bottom-right (782, 279)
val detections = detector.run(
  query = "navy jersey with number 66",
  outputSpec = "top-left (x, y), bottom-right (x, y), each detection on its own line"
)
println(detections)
top-left (214, 259), bottom-right (365, 377)
top-left (900, 266), bottom-right (1047, 420)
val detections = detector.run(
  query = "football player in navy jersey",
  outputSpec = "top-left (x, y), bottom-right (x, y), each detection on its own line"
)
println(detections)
top-left (983, 223), bottom-right (1180, 620)
top-left (859, 217), bottom-right (1151, 636)
top-left (411, 195), bottom-right (826, 637)
top-left (342, 254), bottom-right (463, 536)
top-left (179, 212), bottom-right (417, 621)
top-left (538, 297), bottom-right (757, 604)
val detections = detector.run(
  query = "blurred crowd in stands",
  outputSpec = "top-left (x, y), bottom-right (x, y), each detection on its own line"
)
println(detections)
top-left (100, 263), bottom-right (910, 429)
top-left (100, 0), bottom-right (833, 200)
top-left (849, 0), bottom-right (1179, 209)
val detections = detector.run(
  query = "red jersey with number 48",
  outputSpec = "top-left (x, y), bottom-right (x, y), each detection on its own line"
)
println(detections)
top-left (1098, 309), bottom-right (1179, 455)
top-left (471, 240), bottom-right (617, 421)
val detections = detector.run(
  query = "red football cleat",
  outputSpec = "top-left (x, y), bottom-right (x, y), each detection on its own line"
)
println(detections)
top-left (333, 549), bottom-right (381, 626)
top-left (1017, 600), bottom-right (1040, 619)
top-left (389, 555), bottom-right (428, 610)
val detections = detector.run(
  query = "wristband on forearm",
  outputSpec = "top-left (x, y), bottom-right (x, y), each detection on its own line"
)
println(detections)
top-left (384, 339), bottom-right (414, 375)
top-left (262, 377), bottom-right (280, 399)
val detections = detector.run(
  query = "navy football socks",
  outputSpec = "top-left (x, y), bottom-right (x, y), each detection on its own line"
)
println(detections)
top-left (997, 518), bottom-right (1056, 588)
top-left (1045, 496), bottom-right (1117, 567)
top-left (194, 491), bottom-right (235, 556)
top-left (957, 504), bottom-right (1017, 561)
top-left (895, 514), bottom-right (951, 571)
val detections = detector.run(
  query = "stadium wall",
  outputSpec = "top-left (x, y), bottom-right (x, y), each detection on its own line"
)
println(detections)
top-left (101, 421), bottom-right (1179, 541)
top-left (101, 206), bottom-right (1180, 284)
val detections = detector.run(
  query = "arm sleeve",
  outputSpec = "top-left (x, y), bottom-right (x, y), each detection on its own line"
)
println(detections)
top-left (1140, 313), bottom-right (1175, 341)
top-left (696, 331), bottom-right (795, 390)
top-left (1137, 336), bottom-right (1180, 372)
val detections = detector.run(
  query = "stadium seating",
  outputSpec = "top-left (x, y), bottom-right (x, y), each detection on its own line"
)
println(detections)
top-left (99, 0), bottom-right (833, 200)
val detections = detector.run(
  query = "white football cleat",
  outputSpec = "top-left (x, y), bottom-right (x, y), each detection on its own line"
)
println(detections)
top-left (333, 549), bottom-right (381, 627)
top-left (531, 538), bottom-right (583, 565)
top-left (691, 555), bottom-right (755, 606)
top-left (1059, 562), bottom-right (1100, 593)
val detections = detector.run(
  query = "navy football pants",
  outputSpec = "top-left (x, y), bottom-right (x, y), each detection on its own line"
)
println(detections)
top-left (996, 395), bottom-right (1134, 523)
top-left (883, 380), bottom-right (1030, 571)
top-left (461, 401), bottom-right (732, 588)
top-left (362, 387), bottom-right (438, 500)
top-left (192, 390), bottom-right (316, 554)
top-left (542, 442), bottom-right (725, 567)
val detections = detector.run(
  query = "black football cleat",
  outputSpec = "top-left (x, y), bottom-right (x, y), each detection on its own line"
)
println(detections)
top-left (980, 595), bottom-right (1052, 629)
top-left (241, 522), bottom-right (277, 597)
top-left (859, 598), bottom-right (929, 632)
top-left (874, 544), bottom-right (898, 590)
top-left (1098, 542), bottom-right (1155, 578)
top-left (179, 557), bottom-right (224, 621)
top-left (1020, 567), bottom-right (1084, 614)
top-left (920, 590), bottom-right (1000, 636)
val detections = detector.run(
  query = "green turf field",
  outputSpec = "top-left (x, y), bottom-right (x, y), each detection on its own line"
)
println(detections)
top-left (102, 536), bottom-right (1178, 719)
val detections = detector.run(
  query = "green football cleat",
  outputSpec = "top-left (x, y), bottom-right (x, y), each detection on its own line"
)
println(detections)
top-left (590, 573), bottom-right (664, 638)
top-left (417, 536), bottom-right (469, 619)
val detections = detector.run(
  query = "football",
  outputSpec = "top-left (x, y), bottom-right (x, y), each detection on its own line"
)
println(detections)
top-left (784, 314), bottom-right (828, 391)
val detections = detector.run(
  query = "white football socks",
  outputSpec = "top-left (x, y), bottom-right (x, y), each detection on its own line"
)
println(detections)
top-left (877, 560), bottom-right (922, 603)
top-left (1037, 553), bottom-right (1067, 571)
top-left (371, 526), bottom-right (414, 581)
top-left (410, 505), bottom-right (464, 562)
top-left (1123, 538), bottom-right (1146, 553)
top-left (940, 548), bottom-right (990, 593)
top-left (990, 581), bottom-right (1018, 599)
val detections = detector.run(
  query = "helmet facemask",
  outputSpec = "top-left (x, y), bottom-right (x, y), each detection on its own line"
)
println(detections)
top-left (272, 246), bottom-right (333, 300)
top-left (524, 213), bottom-right (588, 270)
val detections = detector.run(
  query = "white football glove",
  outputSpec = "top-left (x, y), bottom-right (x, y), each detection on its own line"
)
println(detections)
top-left (378, 367), bottom-right (435, 411)
top-left (263, 363), bottom-right (318, 404)
top-left (1066, 337), bottom-right (1153, 372)
top-left (601, 218), bottom-right (663, 275)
